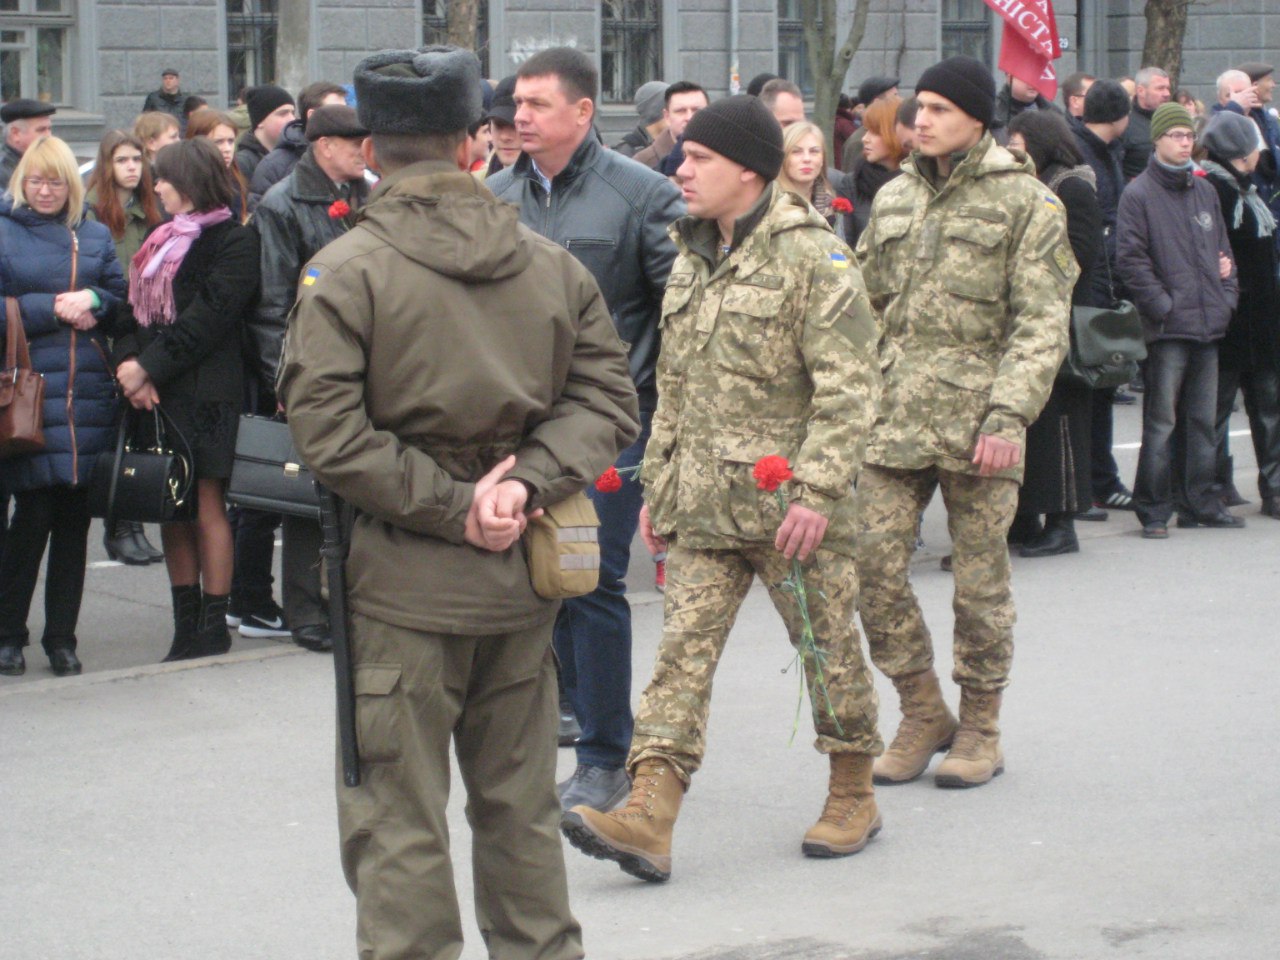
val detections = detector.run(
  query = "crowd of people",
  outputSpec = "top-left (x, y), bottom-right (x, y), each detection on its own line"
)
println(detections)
top-left (0, 40), bottom-right (1276, 960)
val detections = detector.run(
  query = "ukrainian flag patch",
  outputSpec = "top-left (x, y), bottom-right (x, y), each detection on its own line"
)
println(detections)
top-left (830, 252), bottom-right (849, 270)
top-left (302, 266), bottom-right (321, 286)
top-left (1044, 194), bottom-right (1061, 209)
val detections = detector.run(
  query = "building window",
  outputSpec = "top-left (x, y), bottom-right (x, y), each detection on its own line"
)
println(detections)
top-left (423, 1), bottom-right (489, 77)
top-left (941, 0), bottom-right (992, 63)
top-left (601, 1), bottom-right (661, 104)
top-left (226, 0), bottom-right (278, 99)
top-left (0, 0), bottom-right (73, 106)
top-left (777, 0), bottom-right (820, 97)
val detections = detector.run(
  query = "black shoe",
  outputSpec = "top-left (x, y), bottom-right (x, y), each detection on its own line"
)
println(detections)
top-left (1177, 511), bottom-right (1245, 529)
top-left (237, 601), bottom-right (290, 638)
top-left (292, 625), bottom-right (333, 653)
top-left (1006, 514), bottom-right (1043, 546)
top-left (131, 523), bottom-right (164, 563)
top-left (1112, 390), bottom-right (1137, 405)
top-left (103, 521), bottom-right (152, 565)
top-left (1075, 505), bottom-right (1108, 522)
top-left (195, 593), bottom-right (233, 657)
top-left (1019, 515), bottom-right (1079, 558)
top-left (1096, 487), bottom-right (1136, 511)
top-left (162, 584), bottom-right (203, 662)
top-left (1262, 497), bottom-right (1280, 519)
top-left (557, 763), bottom-right (631, 813)
top-left (1141, 522), bottom-right (1169, 540)
top-left (0, 644), bottom-right (25, 676)
top-left (47, 646), bottom-right (82, 676)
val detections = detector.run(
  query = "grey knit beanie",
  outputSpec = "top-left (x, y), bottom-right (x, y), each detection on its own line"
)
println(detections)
top-left (1203, 111), bottom-right (1262, 162)
top-left (634, 81), bottom-right (669, 124)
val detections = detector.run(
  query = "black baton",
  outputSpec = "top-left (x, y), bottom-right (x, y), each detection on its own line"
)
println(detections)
top-left (318, 484), bottom-right (360, 787)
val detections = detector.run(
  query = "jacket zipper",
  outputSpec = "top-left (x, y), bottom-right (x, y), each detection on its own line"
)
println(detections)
top-left (66, 231), bottom-right (79, 484)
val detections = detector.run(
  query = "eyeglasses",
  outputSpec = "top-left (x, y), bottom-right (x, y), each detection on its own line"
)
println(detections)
top-left (23, 177), bottom-right (68, 191)
top-left (1161, 131), bottom-right (1195, 143)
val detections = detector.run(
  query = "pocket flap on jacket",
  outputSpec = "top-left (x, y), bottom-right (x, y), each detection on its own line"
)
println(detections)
top-left (874, 214), bottom-right (913, 242)
top-left (720, 284), bottom-right (786, 318)
top-left (354, 664), bottom-right (402, 697)
top-left (943, 219), bottom-right (1006, 250)
top-left (715, 431), bottom-right (787, 465)
top-left (934, 356), bottom-right (996, 393)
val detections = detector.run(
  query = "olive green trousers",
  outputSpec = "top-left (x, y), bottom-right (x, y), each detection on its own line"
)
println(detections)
top-left (338, 612), bottom-right (583, 960)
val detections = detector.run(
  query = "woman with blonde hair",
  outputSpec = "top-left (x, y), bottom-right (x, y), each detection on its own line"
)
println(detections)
top-left (776, 120), bottom-right (838, 225)
top-left (0, 137), bottom-right (128, 677)
top-left (184, 109), bottom-right (249, 221)
top-left (133, 111), bottom-right (180, 165)
top-left (844, 96), bottom-right (908, 247)
top-left (86, 129), bottom-right (166, 565)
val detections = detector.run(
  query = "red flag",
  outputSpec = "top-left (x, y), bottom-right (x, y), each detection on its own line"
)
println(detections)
top-left (983, 0), bottom-right (1063, 101)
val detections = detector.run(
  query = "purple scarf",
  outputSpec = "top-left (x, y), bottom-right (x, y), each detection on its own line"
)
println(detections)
top-left (128, 207), bottom-right (233, 327)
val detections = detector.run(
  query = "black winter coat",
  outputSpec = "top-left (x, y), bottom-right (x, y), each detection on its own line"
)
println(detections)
top-left (234, 131), bottom-right (270, 184)
top-left (1116, 156), bottom-right (1238, 343)
top-left (249, 148), bottom-right (369, 394)
top-left (1070, 117), bottom-right (1124, 264)
top-left (114, 219), bottom-right (260, 405)
top-left (1203, 159), bottom-right (1280, 370)
top-left (1120, 104), bottom-right (1156, 181)
top-left (248, 118), bottom-right (307, 212)
top-left (0, 200), bottom-right (127, 492)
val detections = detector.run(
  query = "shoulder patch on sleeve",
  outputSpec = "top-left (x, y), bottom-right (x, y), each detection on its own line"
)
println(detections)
top-left (302, 265), bottom-right (321, 287)
top-left (829, 251), bottom-right (850, 270)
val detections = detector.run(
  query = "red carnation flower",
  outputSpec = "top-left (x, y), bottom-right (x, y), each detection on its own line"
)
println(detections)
top-left (830, 197), bottom-right (853, 214)
top-left (328, 199), bottom-right (351, 218)
top-left (595, 466), bottom-right (623, 493)
top-left (752, 455), bottom-right (793, 492)
top-left (1192, 168), bottom-right (1207, 178)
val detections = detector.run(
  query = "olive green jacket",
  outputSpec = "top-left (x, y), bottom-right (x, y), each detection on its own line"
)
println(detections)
top-left (277, 162), bottom-right (639, 635)
top-left (641, 185), bottom-right (880, 557)
top-left (855, 134), bottom-right (1077, 481)
top-left (86, 188), bottom-right (153, 276)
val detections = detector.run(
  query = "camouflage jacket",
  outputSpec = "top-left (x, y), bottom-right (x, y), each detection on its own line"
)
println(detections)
top-left (641, 185), bottom-right (881, 557)
top-left (855, 133), bottom-right (1077, 481)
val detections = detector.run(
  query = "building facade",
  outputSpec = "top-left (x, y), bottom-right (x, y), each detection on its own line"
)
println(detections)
top-left (5, 1), bottom-right (1275, 152)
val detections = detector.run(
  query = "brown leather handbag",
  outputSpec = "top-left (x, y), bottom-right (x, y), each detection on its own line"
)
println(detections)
top-left (0, 297), bottom-right (46, 458)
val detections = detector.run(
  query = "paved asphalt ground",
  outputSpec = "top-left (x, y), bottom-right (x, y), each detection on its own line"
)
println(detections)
top-left (2, 399), bottom-right (1277, 960)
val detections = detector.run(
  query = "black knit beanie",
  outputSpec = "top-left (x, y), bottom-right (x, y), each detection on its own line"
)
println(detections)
top-left (915, 56), bottom-right (996, 128)
top-left (682, 94), bottom-right (784, 181)
top-left (1083, 79), bottom-right (1131, 125)
top-left (246, 84), bottom-right (295, 130)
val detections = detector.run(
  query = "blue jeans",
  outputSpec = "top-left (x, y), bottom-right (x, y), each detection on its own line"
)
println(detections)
top-left (1135, 340), bottom-right (1219, 525)
top-left (553, 404), bottom-right (653, 770)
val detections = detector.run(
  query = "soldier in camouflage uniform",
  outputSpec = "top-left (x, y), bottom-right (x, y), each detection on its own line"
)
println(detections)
top-left (854, 57), bottom-right (1077, 790)
top-left (560, 95), bottom-right (884, 883)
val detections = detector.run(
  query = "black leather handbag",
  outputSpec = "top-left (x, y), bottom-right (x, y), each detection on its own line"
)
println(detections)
top-left (226, 414), bottom-right (320, 519)
top-left (88, 406), bottom-right (195, 525)
top-left (1057, 299), bottom-right (1147, 390)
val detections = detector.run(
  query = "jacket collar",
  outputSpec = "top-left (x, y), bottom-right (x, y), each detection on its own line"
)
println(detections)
top-left (290, 147), bottom-right (370, 207)
top-left (510, 132), bottom-right (600, 190)
top-left (363, 160), bottom-right (489, 209)
top-left (904, 133), bottom-right (1031, 196)
top-left (1146, 152), bottom-right (1196, 191)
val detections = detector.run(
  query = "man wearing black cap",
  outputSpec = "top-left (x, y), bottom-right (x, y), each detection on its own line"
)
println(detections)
top-left (251, 104), bottom-right (370, 655)
top-left (855, 56), bottom-right (1076, 790)
top-left (142, 68), bottom-right (185, 130)
top-left (0, 99), bottom-right (55, 188)
top-left (278, 46), bottom-right (638, 958)
top-left (234, 84), bottom-right (296, 182)
top-left (561, 94), bottom-right (885, 881)
top-left (487, 46), bottom-right (684, 818)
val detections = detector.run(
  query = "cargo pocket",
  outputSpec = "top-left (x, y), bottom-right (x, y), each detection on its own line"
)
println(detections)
top-left (933, 357), bottom-right (995, 460)
top-left (712, 284), bottom-right (790, 379)
top-left (941, 218), bottom-right (1007, 304)
top-left (354, 664), bottom-right (403, 764)
top-left (716, 431), bottom-right (789, 540)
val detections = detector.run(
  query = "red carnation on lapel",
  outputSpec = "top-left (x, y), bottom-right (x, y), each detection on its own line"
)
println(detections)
top-left (328, 199), bottom-right (351, 218)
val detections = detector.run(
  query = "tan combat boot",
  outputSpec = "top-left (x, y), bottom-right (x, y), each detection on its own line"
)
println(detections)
top-left (935, 687), bottom-right (1004, 788)
top-left (560, 758), bottom-right (684, 882)
top-left (872, 669), bottom-right (959, 784)
top-left (801, 753), bottom-right (882, 858)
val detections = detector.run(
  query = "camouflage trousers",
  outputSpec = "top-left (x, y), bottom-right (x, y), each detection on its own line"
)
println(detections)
top-left (855, 464), bottom-right (1019, 692)
top-left (629, 541), bottom-right (882, 788)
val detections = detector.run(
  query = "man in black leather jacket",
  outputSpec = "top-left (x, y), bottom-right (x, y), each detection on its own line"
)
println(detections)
top-left (487, 46), bottom-right (684, 816)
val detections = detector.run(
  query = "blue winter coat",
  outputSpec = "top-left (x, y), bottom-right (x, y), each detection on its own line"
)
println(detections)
top-left (0, 197), bottom-right (127, 492)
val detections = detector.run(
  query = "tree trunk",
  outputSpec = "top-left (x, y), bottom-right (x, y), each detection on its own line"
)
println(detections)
top-left (1142, 0), bottom-right (1190, 89)
top-left (446, 0), bottom-right (480, 51)
top-left (802, 0), bottom-right (872, 157)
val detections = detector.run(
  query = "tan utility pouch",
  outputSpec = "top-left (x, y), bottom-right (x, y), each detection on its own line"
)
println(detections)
top-left (523, 491), bottom-right (600, 600)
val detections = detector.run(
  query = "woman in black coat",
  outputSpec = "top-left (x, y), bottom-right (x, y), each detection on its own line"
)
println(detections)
top-left (0, 136), bottom-right (128, 677)
top-left (113, 138), bottom-right (260, 662)
top-left (1007, 111), bottom-right (1105, 557)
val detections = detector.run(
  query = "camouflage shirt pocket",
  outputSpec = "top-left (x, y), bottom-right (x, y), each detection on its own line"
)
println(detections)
top-left (931, 355), bottom-right (996, 461)
top-left (711, 284), bottom-right (790, 379)
top-left (940, 219), bottom-right (1008, 304)
top-left (868, 214), bottom-right (913, 296)
top-left (715, 430), bottom-right (788, 541)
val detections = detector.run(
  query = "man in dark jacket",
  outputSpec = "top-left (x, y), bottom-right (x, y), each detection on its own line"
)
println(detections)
top-left (613, 79), bottom-right (668, 158)
top-left (248, 81), bottom-right (347, 211)
top-left (1117, 102), bottom-right (1241, 537)
top-left (991, 73), bottom-right (1061, 145)
top-left (487, 46), bottom-right (684, 815)
top-left (252, 104), bottom-right (370, 653)
top-left (1121, 66), bottom-right (1171, 180)
top-left (142, 69), bottom-right (185, 131)
top-left (234, 85), bottom-right (296, 183)
top-left (0, 98), bottom-right (54, 188)
top-left (278, 46), bottom-right (637, 959)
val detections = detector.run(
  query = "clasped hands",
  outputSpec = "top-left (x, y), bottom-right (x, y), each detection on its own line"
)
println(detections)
top-left (53, 290), bottom-right (97, 331)
top-left (464, 455), bottom-right (543, 552)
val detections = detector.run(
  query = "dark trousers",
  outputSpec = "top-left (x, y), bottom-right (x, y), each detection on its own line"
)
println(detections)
top-left (1215, 359), bottom-right (1280, 501)
top-left (1089, 386), bottom-right (1126, 499)
top-left (229, 505), bottom-right (280, 614)
top-left (553, 404), bottom-right (652, 770)
top-left (0, 486), bottom-right (90, 651)
top-left (1135, 340), bottom-right (1220, 525)
top-left (0, 491), bottom-right (8, 561)
top-left (281, 514), bottom-right (326, 630)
